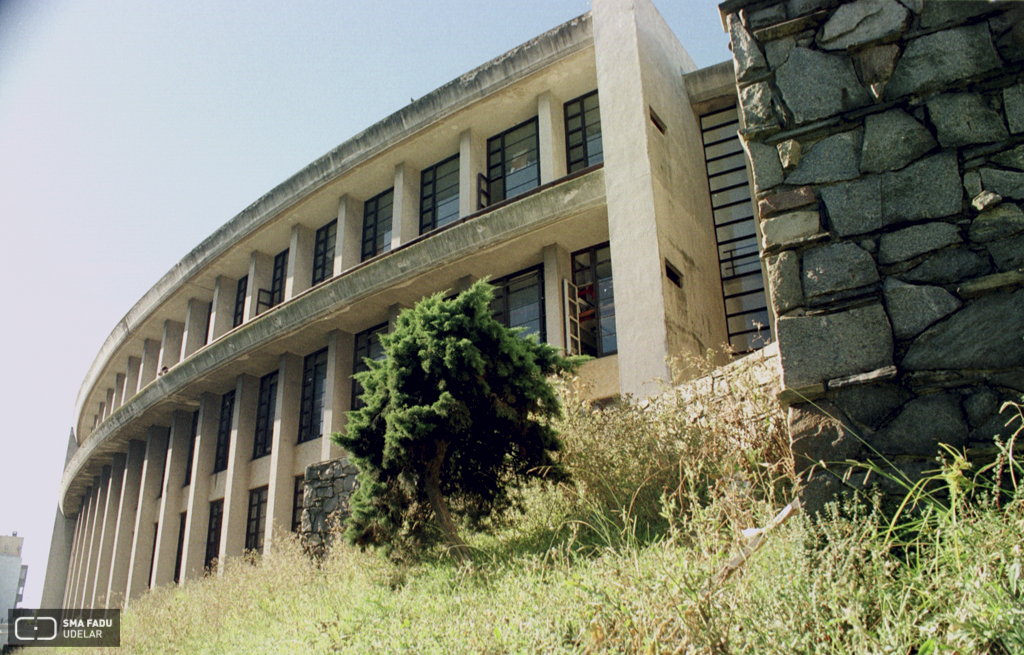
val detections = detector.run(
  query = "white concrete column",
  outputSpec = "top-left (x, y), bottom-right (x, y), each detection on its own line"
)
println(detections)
top-left (243, 251), bottom-right (273, 322)
top-left (264, 353), bottom-right (302, 553)
top-left (81, 469), bottom-right (109, 608)
top-left (125, 426), bottom-right (168, 603)
top-left (60, 503), bottom-right (85, 608)
top-left (157, 320), bottom-right (185, 373)
top-left (181, 394), bottom-right (220, 581)
top-left (219, 374), bottom-right (258, 569)
top-left (335, 194), bottom-right (364, 275)
top-left (91, 455), bottom-right (124, 607)
top-left (208, 276), bottom-right (237, 342)
top-left (123, 357), bottom-right (141, 405)
top-left (103, 389), bottom-right (115, 420)
top-left (459, 128), bottom-right (487, 215)
top-left (286, 225), bottom-right (314, 300)
top-left (392, 162), bottom-right (421, 248)
top-left (538, 91), bottom-right (567, 185)
top-left (64, 489), bottom-right (92, 608)
top-left (321, 330), bottom-right (354, 461)
top-left (105, 439), bottom-right (145, 608)
top-left (112, 374), bottom-right (127, 409)
top-left (138, 339), bottom-right (161, 392)
top-left (181, 299), bottom-right (211, 360)
top-left (151, 410), bottom-right (193, 587)
top-left (543, 243), bottom-right (572, 351)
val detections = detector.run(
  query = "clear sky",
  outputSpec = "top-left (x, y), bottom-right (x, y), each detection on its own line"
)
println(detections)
top-left (0, 0), bottom-right (732, 607)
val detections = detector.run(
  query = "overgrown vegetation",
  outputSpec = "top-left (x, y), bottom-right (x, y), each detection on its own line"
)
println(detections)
top-left (53, 368), bottom-right (1024, 654)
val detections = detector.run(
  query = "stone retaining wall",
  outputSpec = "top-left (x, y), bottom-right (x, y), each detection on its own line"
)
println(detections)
top-left (720, 0), bottom-right (1024, 511)
top-left (299, 458), bottom-right (359, 552)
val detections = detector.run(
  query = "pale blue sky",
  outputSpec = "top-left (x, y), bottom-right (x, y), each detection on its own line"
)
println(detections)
top-left (0, 0), bottom-right (731, 607)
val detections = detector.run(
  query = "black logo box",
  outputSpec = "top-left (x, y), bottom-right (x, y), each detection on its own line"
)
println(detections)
top-left (7, 609), bottom-right (120, 648)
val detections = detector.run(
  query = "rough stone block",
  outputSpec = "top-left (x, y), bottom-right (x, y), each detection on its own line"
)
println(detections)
top-left (895, 0), bottom-right (922, 14)
top-left (729, 13), bottom-right (768, 83)
top-left (777, 139), bottom-right (801, 170)
top-left (854, 43), bottom-right (901, 86)
top-left (963, 386), bottom-right (999, 428)
top-left (742, 139), bottom-right (784, 192)
top-left (817, 0), bottom-right (909, 51)
top-left (878, 222), bottom-right (962, 265)
top-left (777, 303), bottom-right (893, 391)
top-left (821, 177), bottom-right (882, 237)
top-left (969, 203), bottom-right (1024, 242)
top-left (990, 144), bottom-right (1024, 171)
top-left (766, 250), bottom-right (804, 314)
top-left (882, 277), bottom-right (961, 339)
top-left (964, 169), bottom-right (983, 198)
top-left (971, 401), bottom-right (1024, 442)
top-left (902, 290), bottom-right (1024, 370)
top-left (762, 210), bottom-right (821, 250)
top-left (981, 168), bottom-right (1024, 200)
top-left (871, 394), bottom-right (968, 456)
top-left (957, 270), bottom-right (1024, 298)
top-left (832, 382), bottom-right (911, 430)
top-left (759, 186), bottom-right (816, 217)
top-left (740, 81), bottom-right (776, 128)
top-left (881, 152), bottom-right (962, 223)
top-left (789, 401), bottom-right (862, 474)
top-left (776, 48), bottom-right (871, 124)
top-left (803, 242), bottom-right (879, 298)
top-left (746, 3), bottom-right (788, 29)
top-left (902, 248), bottom-right (991, 285)
top-left (785, 129), bottom-right (863, 185)
top-left (1006, 83), bottom-right (1024, 135)
top-left (920, 0), bottom-right (998, 29)
top-left (765, 37), bottom-right (796, 69)
top-left (926, 93), bottom-right (1009, 148)
top-left (861, 109), bottom-right (937, 174)
top-left (884, 23), bottom-right (1001, 100)
top-left (988, 234), bottom-right (1024, 271)
top-left (972, 190), bottom-right (1003, 212)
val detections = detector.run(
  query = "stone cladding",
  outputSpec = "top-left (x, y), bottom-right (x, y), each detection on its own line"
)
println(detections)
top-left (298, 458), bottom-right (359, 552)
top-left (720, 0), bottom-right (1024, 512)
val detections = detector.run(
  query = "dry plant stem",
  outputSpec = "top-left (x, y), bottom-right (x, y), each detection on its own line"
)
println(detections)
top-left (424, 440), bottom-right (470, 562)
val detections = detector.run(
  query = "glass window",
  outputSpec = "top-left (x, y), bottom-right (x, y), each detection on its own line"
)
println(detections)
top-left (486, 118), bottom-right (539, 204)
top-left (173, 512), bottom-right (187, 584)
top-left (205, 500), bottom-right (223, 570)
top-left (564, 90), bottom-right (603, 173)
top-left (291, 476), bottom-right (304, 533)
top-left (183, 410), bottom-right (198, 486)
top-left (233, 276), bottom-right (248, 328)
top-left (245, 486), bottom-right (269, 554)
top-left (269, 248), bottom-right (289, 308)
top-left (298, 348), bottom-right (328, 443)
top-left (213, 391), bottom-right (234, 473)
top-left (362, 188), bottom-right (395, 261)
top-left (312, 220), bottom-right (337, 286)
top-left (352, 323), bottom-right (388, 410)
top-left (420, 154), bottom-right (460, 234)
top-left (572, 243), bottom-right (617, 357)
top-left (490, 266), bottom-right (545, 341)
top-left (252, 371), bottom-right (278, 459)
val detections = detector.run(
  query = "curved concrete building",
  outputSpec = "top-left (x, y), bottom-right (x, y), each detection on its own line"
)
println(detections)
top-left (43, 0), bottom-right (766, 609)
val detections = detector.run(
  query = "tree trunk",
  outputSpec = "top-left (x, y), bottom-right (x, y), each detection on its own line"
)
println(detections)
top-left (424, 440), bottom-right (470, 562)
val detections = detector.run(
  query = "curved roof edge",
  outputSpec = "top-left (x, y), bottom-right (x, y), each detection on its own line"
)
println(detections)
top-left (73, 12), bottom-right (594, 436)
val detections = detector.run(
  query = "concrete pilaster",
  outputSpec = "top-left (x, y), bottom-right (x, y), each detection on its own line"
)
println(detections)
top-left (105, 439), bottom-right (145, 608)
top-left (543, 243), bottom-right (572, 351)
top-left (157, 320), bottom-right (185, 373)
top-left (125, 426), bottom-right (168, 603)
top-left (152, 410), bottom-right (193, 587)
top-left (286, 224), bottom-right (314, 300)
top-left (244, 251), bottom-right (273, 321)
top-left (181, 299), bottom-right (211, 360)
top-left (209, 276), bottom-right (237, 342)
top-left (64, 489), bottom-right (92, 608)
top-left (264, 353), bottom-right (302, 553)
top-left (123, 357), bottom-right (141, 406)
top-left (60, 508), bottom-right (84, 607)
top-left (538, 91), bottom-right (568, 184)
top-left (91, 455), bottom-right (124, 607)
top-left (112, 373), bottom-right (127, 410)
top-left (321, 330), bottom-right (354, 461)
top-left (138, 339), bottom-right (161, 392)
top-left (181, 394), bottom-right (220, 581)
top-left (103, 389), bottom-right (115, 420)
top-left (392, 162), bottom-right (421, 248)
top-left (219, 374), bottom-right (258, 569)
top-left (459, 128), bottom-right (487, 215)
top-left (335, 194), bottom-right (364, 275)
top-left (81, 469), bottom-right (109, 608)
top-left (44, 429), bottom-right (79, 609)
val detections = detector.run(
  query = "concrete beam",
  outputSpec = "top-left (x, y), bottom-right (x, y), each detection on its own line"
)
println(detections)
top-left (138, 339), bottom-right (161, 392)
top-left (151, 411), bottom-right (193, 587)
top-left (209, 276), bottom-right (237, 342)
top-left (81, 470), bottom-right (109, 608)
top-left (157, 320), bottom-right (185, 374)
top-left (264, 353), bottom-right (302, 553)
top-left (321, 330), bottom-right (353, 462)
top-left (543, 243), bottom-right (572, 352)
top-left (538, 91), bottom-right (568, 184)
top-left (91, 456), bottom-right (124, 607)
top-left (459, 129), bottom-right (486, 216)
top-left (392, 162), bottom-right (421, 249)
top-left (335, 194), bottom-right (363, 275)
top-left (125, 426), bottom-right (168, 604)
top-left (244, 251), bottom-right (273, 322)
top-left (286, 225), bottom-right (314, 300)
top-left (105, 439), bottom-right (145, 608)
top-left (181, 394), bottom-right (219, 581)
top-left (181, 299), bottom-right (211, 360)
top-left (219, 374), bottom-right (258, 569)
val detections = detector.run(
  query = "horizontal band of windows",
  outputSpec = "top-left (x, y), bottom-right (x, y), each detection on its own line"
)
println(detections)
top-left (700, 107), bottom-right (739, 130)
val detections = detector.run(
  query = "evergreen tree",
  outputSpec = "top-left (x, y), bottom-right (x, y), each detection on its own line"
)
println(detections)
top-left (335, 279), bottom-right (580, 560)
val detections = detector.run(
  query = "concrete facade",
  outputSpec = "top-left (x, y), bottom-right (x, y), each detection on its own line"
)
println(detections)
top-left (44, 0), bottom-right (774, 608)
top-left (0, 534), bottom-right (27, 648)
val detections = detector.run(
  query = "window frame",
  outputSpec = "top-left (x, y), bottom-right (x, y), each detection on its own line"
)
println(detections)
top-left (312, 220), bottom-right (337, 286)
top-left (233, 276), bottom-right (248, 328)
top-left (564, 90), bottom-right (603, 173)
top-left (351, 322), bottom-right (389, 410)
top-left (361, 188), bottom-right (395, 262)
top-left (173, 511), bottom-right (187, 584)
top-left (205, 499), bottom-right (223, 570)
top-left (269, 248), bottom-right (289, 308)
top-left (183, 409), bottom-right (198, 486)
top-left (571, 242), bottom-right (617, 358)
top-left (291, 475), bottom-right (305, 533)
top-left (245, 486), bottom-right (269, 554)
top-left (297, 347), bottom-right (329, 443)
top-left (486, 117), bottom-right (540, 205)
top-left (213, 391), bottom-right (234, 473)
top-left (419, 154), bottom-right (461, 234)
top-left (252, 370), bottom-right (278, 459)
top-left (490, 265), bottom-right (546, 342)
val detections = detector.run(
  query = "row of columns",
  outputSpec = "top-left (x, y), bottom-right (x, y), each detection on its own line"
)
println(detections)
top-left (87, 88), bottom-right (574, 438)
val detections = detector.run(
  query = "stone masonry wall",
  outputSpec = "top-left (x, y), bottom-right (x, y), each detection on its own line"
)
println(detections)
top-left (299, 458), bottom-right (359, 552)
top-left (720, 0), bottom-right (1024, 511)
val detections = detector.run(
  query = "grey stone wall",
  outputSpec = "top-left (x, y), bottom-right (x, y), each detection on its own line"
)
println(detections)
top-left (720, 0), bottom-right (1024, 511)
top-left (299, 458), bottom-right (359, 552)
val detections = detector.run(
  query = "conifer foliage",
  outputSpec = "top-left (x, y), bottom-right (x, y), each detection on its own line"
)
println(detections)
top-left (335, 280), bottom-right (579, 560)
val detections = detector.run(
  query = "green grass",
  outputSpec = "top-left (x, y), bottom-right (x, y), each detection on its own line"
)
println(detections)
top-left (53, 384), bottom-right (1024, 654)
